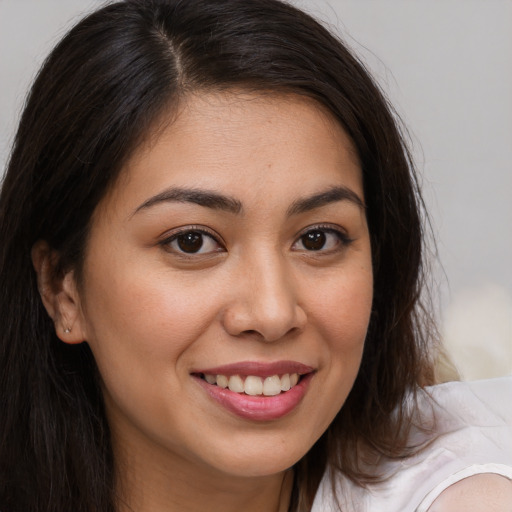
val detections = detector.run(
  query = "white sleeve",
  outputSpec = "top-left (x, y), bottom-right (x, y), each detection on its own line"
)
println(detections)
top-left (412, 376), bottom-right (512, 512)
top-left (311, 377), bottom-right (512, 512)
top-left (368, 376), bottom-right (512, 512)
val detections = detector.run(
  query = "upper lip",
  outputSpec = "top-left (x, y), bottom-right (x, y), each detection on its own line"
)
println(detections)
top-left (192, 360), bottom-right (314, 378)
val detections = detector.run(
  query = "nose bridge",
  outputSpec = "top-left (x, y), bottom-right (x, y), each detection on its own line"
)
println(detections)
top-left (252, 249), bottom-right (293, 316)
top-left (224, 246), bottom-right (305, 341)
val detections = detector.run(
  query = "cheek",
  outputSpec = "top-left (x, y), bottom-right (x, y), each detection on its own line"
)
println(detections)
top-left (303, 262), bottom-right (373, 426)
top-left (311, 263), bottom-right (373, 347)
top-left (78, 263), bottom-right (224, 443)
top-left (85, 257), bottom-right (209, 329)
top-left (79, 260), bottom-right (219, 388)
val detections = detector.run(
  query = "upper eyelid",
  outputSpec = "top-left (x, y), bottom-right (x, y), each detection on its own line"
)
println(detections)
top-left (160, 227), bottom-right (226, 258)
top-left (295, 223), bottom-right (349, 238)
top-left (160, 225), bottom-right (224, 244)
top-left (159, 223), bottom-right (350, 249)
top-left (292, 225), bottom-right (354, 252)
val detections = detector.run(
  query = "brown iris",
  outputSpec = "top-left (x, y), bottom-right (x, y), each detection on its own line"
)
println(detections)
top-left (301, 230), bottom-right (326, 251)
top-left (176, 231), bottom-right (204, 253)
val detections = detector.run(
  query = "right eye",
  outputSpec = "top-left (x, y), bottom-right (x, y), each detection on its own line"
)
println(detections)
top-left (163, 229), bottom-right (224, 255)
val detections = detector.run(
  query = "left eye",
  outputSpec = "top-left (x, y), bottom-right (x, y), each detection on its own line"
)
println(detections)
top-left (166, 230), bottom-right (223, 255)
top-left (292, 228), bottom-right (346, 252)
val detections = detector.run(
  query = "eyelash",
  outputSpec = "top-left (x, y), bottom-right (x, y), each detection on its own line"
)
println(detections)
top-left (159, 224), bottom-right (353, 257)
top-left (160, 226), bottom-right (225, 257)
top-left (292, 224), bottom-right (353, 254)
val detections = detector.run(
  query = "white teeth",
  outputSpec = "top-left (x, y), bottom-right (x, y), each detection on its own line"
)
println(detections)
top-left (204, 374), bottom-right (217, 385)
top-left (203, 372), bottom-right (302, 396)
top-left (263, 375), bottom-right (282, 396)
top-left (281, 373), bottom-right (291, 391)
top-left (244, 375), bottom-right (263, 396)
top-left (216, 375), bottom-right (228, 388)
top-left (228, 375), bottom-right (244, 393)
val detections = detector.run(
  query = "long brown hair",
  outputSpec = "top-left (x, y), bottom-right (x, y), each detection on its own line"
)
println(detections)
top-left (0, 1), bottom-right (435, 510)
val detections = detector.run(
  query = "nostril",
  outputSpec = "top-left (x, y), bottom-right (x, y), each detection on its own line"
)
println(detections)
top-left (241, 329), bottom-right (260, 337)
top-left (222, 296), bottom-right (306, 341)
top-left (238, 325), bottom-right (302, 343)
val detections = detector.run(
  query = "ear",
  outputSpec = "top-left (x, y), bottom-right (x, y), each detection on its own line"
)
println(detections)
top-left (31, 240), bottom-right (87, 344)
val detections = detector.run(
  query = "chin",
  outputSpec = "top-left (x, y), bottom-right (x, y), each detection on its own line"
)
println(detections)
top-left (199, 431), bottom-right (316, 478)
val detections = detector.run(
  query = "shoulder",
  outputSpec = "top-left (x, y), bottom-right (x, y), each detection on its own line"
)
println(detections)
top-left (312, 377), bottom-right (512, 512)
top-left (411, 377), bottom-right (512, 511)
top-left (427, 473), bottom-right (512, 512)
top-left (374, 377), bottom-right (511, 512)
top-left (410, 377), bottom-right (512, 512)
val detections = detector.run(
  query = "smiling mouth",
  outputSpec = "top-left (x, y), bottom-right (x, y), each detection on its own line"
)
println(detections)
top-left (197, 373), bottom-right (303, 397)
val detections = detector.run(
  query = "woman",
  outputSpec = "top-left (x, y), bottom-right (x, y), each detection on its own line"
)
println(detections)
top-left (0, 1), bottom-right (510, 511)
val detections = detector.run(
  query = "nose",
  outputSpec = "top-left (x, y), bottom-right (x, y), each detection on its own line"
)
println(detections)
top-left (221, 252), bottom-right (307, 342)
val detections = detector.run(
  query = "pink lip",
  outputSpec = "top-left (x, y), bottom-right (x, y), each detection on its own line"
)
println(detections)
top-left (192, 362), bottom-right (315, 422)
top-left (193, 360), bottom-right (314, 378)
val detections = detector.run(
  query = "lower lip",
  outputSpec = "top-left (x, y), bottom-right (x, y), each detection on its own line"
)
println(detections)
top-left (194, 373), bottom-right (313, 421)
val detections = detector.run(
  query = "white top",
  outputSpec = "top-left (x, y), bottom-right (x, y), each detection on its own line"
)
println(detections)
top-left (311, 377), bottom-right (512, 512)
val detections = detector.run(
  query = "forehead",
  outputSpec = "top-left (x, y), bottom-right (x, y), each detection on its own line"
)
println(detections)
top-left (102, 91), bottom-right (363, 216)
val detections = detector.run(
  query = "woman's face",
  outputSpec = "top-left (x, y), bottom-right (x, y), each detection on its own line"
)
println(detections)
top-left (73, 92), bottom-right (373, 479)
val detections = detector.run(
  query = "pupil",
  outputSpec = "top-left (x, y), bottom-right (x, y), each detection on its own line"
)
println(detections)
top-left (177, 232), bottom-right (203, 253)
top-left (302, 230), bottom-right (326, 251)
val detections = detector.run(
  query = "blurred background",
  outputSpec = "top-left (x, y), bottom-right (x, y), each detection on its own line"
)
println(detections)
top-left (1, 0), bottom-right (511, 379)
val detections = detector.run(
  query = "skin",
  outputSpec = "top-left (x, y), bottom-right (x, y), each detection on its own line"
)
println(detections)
top-left (32, 91), bottom-right (373, 511)
top-left (34, 91), bottom-right (373, 512)
top-left (427, 474), bottom-right (512, 512)
top-left (31, 92), bottom-right (512, 511)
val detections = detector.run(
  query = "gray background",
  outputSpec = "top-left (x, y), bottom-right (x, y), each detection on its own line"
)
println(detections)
top-left (1, 0), bottom-right (511, 378)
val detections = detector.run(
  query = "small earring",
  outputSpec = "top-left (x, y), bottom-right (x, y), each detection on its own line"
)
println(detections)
top-left (64, 327), bottom-right (71, 334)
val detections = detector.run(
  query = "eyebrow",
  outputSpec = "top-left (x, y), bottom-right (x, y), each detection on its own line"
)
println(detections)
top-left (132, 184), bottom-right (365, 218)
top-left (286, 186), bottom-right (366, 216)
top-left (132, 187), bottom-right (243, 216)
